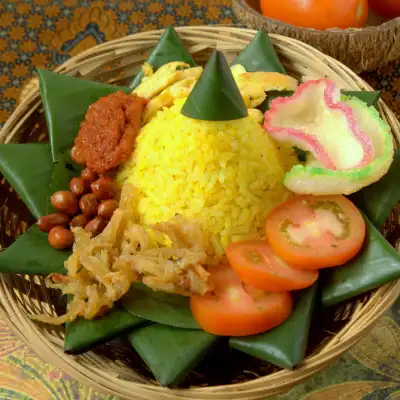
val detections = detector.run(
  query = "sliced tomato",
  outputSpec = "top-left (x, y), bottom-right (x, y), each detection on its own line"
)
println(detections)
top-left (265, 195), bottom-right (365, 270)
top-left (190, 265), bottom-right (293, 336)
top-left (226, 240), bottom-right (318, 291)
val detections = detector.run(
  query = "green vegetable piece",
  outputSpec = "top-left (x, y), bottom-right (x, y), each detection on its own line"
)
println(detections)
top-left (230, 283), bottom-right (318, 369)
top-left (0, 144), bottom-right (81, 276)
top-left (322, 214), bottom-right (400, 307)
top-left (350, 149), bottom-right (400, 230)
top-left (47, 150), bottom-right (82, 213)
top-left (65, 306), bottom-right (144, 354)
top-left (37, 68), bottom-right (130, 163)
top-left (343, 90), bottom-right (381, 106)
top-left (231, 29), bottom-right (286, 74)
top-left (0, 226), bottom-right (68, 274)
top-left (293, 146), bottom-right (308, 162)
top-left (129, 25), bottom-right (196, 90)
top-left (260, 89), bottom-right (381, 113)
top-left (128, 324), bottom-right (217, 386)
top-left (121, 283), bottom-right (200, 329)
top-left (181, 51), bottom-right (248, 121)
top-left (259, 90), bottom-right (293, 113)
top-left (0, 144), bottom-right (53, 219)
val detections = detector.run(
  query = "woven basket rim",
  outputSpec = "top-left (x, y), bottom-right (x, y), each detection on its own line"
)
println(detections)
top-left (1, 26), bottom-right (400, 399)
top-left (233, 0), bottom-right (400, 35)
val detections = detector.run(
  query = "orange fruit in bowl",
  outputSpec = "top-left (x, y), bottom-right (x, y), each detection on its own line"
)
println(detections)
top-left (259, 0), bottom-right (368, 30)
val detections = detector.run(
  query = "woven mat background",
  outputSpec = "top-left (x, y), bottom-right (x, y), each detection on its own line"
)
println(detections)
top-left (0, 1), bottom-right (400, 399)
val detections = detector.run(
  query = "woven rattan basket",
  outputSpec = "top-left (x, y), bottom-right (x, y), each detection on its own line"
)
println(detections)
top-left (233, 0), bottom-right (400, 73)
top-left (1, 26), bottom-right (400, 400)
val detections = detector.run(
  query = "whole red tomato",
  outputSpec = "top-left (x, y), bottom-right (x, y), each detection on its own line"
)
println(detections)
top-left (259, 0), bottom-right (369, 30)
top-left (369, 0), bottom-right (400, 19)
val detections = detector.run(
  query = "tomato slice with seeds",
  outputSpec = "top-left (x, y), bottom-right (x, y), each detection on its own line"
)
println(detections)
top-left (190, 265), bottom-right (293, 336)
top-left (265, 195), bottom-right (365, 270)
top-left (226, 240), bottom-right (318, 291)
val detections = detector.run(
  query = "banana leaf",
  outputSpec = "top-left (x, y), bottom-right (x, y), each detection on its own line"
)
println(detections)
top-left (0, 144), bottom-right (53, 219)
top-left (128, 323), bottom-right (217, 386)
top-left (65, 306), bottom-right (144, 354)
top-left (47, 149), bottom-right (82, 213)
top-left (350, 149), bottom-right (400, 230)
top-left (231, 29), bottom-right (286, 74)
top-left (260, 89), bottom-right (381, 113)
top-left (259, 90), bottom-right (293, 113)
top-left (181, 51), bottom-right (248, 121)
top-left (37, 68), bottom-right (130, 163)
top-left (129, 25), bottom-right (196, 90)
top-left (343, 90), bottom-right (381, 106)
top-left (230, 283), bottom-right (318, 369)
top-left (321, 214), bottom-right (400, 307)
top-left (0, 141), bottom-right (82, 276)
top-left (121, 283), bottom-right (200, 329)
top-left (0, 226), bottom-right (68, 274)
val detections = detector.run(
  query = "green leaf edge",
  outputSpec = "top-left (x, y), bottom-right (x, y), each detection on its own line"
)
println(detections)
top-left (231, 29), bottom-right (286, 74)
top-left (0, 226), bottom-right (69, 275)
top-left (129, 25), bottom-right (197, 90)
top-left (64, 306), bottom-right (144, 354)
top-left (121, 283), bottom-right (200, 330)
top-left (0, 143), bottom-right (53, 219)
top-left (230, 283), bottom-right (318, 369)
top-left (128, 323), bottom-right (218, 386)
top-left (321, 213), bottom-right (400, 307)
top-left (181, 51), bottom-right (248, 121)
top-left (350, 149), bottom-right (400, 229)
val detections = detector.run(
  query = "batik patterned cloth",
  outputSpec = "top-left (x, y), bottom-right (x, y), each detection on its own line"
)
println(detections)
top-left (0, 1), bottom-right (399, 399)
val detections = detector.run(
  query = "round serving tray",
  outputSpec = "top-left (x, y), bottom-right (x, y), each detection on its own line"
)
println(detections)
top-left (1, 26), bottom-right (400, 400)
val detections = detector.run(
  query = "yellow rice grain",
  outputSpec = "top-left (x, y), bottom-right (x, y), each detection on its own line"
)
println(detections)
top-left (117, 98), bottom-right (290, 251)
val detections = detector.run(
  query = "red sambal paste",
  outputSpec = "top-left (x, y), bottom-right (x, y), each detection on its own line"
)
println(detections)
top-left (73, 91), bottom-right (147, 174)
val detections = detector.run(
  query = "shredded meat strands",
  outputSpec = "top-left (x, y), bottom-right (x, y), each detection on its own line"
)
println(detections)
top-left (32, 184), bottom-right (216, 325)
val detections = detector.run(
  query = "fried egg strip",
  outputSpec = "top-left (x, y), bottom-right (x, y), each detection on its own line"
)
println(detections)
top-left (133, 62), bottom-right (203, 100)
top-left (234, 70), bottom-right (298, 108)
top-left (143, 77), bottom-right (197, 122)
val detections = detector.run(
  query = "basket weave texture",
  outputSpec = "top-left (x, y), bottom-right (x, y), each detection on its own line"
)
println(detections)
top-left (233, 0), bottom-right (400, 74)
top-left (1, 26), bottom-right (400, 400)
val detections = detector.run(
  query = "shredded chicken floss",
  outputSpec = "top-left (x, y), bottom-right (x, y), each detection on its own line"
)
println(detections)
top-left (32, 184), bottom-right (217, 325)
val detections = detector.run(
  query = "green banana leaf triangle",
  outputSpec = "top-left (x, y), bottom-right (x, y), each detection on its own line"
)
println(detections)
top-left (344, 90), bottom-right (381, 106)
top-left (230, 283), bottom-right (318, 369)
top-left (0, 226), bottom-right (68, 275)
top-left (231, 29), bottom-right (286, 74)
top-left (181, 51), bottom-right (248, 121)
top-left (37, 68), bottom-right (130, 162)
top-left (351, 149), bottom-right (400, 229)
top-left (128, 324), bottom-right (217, 386)
top-left (322, 214), bottom-right (400, 307)
top-left (129, 25), bottom-right (196, 90)
top-left (0, 143), bottom-right (72, 275)
top-left (65, 306), bottom-right (144, 354)
top-left (0, 143), bottom-right (53, 219)
top-left (121, 283), bottom-right (200, 329)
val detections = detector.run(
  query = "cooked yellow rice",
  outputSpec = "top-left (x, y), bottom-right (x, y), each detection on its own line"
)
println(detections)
top-left (118, 98), bottom-right (290, 252)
